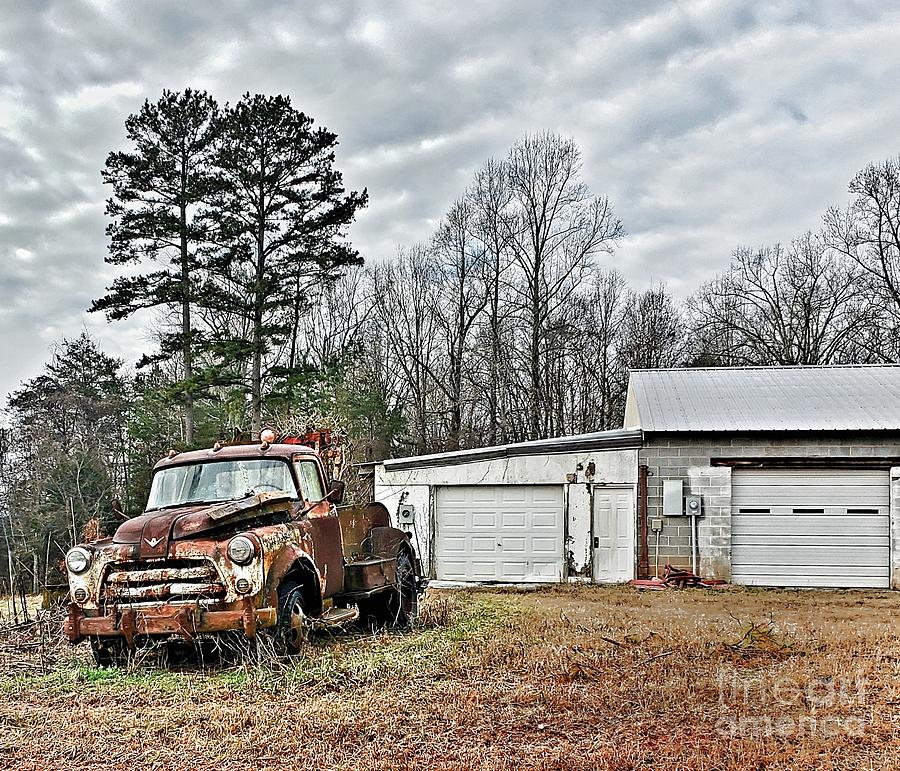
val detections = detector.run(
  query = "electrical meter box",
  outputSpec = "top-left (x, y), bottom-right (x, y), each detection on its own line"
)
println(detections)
top-left (684, 494), bottom-right (702, 517)
top-left (397, 504), bottom-right (416, 524)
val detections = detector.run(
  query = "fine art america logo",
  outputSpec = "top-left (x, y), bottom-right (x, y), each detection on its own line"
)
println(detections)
top-left (715, 670), bottom-right (868, 738)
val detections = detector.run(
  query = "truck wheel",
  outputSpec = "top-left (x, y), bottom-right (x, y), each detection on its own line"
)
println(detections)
top-left (90, 638), bottom-right (129, 667)
top-left (359, 550), bottom-right (419, 630)
top-left (390, 549), bottom-right (419, 627)
top-left (274, 582), bottom-right (309, 655)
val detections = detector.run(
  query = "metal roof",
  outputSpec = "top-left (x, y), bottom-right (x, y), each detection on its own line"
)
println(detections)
top-left (625, 365), bottom-right (900, 433)
top-left (382, 428), bottom-right (643, 471)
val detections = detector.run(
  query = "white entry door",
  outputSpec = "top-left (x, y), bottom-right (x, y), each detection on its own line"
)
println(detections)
top-left (731, 468), bottom-right (890, 588)
top-left (592, 487), bottom-right (635, 582)
top-left (434, 485), bottom-right (564, 582)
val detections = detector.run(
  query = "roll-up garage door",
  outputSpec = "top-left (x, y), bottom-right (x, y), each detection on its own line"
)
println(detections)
top-left (731, 469), bottom-right (890, 588)
top-left (435, 485), bottom-right (564, 582)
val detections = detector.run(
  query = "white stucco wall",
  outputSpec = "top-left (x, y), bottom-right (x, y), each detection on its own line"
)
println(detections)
top-left (891, 467), bottom-right (900, 589)
top-left (565, 482), bottom-right (592, 579)
top-left (374, 448), bottom-right (638, 581)
top-left (374, 483), bottom-right (432, 575)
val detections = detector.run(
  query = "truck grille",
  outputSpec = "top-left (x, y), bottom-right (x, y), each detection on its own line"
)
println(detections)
top-left (101, 558), bottom-right (226, 608)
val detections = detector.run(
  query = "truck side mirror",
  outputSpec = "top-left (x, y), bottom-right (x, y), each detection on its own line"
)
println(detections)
top-left (111, 498), bottom-right (129, 521)
top-left (326, 480), bottom-right (345, 505)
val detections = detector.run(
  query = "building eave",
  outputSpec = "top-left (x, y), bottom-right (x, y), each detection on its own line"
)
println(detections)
top-left (381, 429), bottom-right (643, 472)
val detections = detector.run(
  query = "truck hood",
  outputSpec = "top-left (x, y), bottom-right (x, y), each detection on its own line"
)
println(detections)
top-left (113, 492), bottom-right (294, 559)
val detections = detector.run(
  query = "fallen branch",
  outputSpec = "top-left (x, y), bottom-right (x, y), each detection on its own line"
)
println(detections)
top-left (632, 650), bottom-right (674, 668)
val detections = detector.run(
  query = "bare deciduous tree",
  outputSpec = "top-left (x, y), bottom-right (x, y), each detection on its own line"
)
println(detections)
top-left (504, 132), bottom-right (624, 439)
top-left (824, 157), bottom-right (900, 360)
top-left (689, 234), bottom-right (873, 365)
top-left (372, 247), bottom-right (443, 454)
top-left (431, 199), bottom-right (489, 449)
top-left (469, 158), bottom-right (515, 444)
top-left (619, 285), bottom-right (687, 371)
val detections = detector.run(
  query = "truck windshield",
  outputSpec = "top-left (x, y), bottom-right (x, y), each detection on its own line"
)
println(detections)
top-left (146, 459), bottom-right (297, 510)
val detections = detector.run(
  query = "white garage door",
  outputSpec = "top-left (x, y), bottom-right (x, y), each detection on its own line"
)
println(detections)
top-left (731, 469), bottom-right (890, 588)
top-left (435, 485), bottom-right (564, 582)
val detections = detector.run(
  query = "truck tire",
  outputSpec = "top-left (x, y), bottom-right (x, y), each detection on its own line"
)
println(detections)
top-left (90, 637), bottom-right (129, 667)
top-left (392, 548), bottom-right (420, 626)
top-left (359, 549), bottom-right (419, 629)
top-left (273, 581), bottom-right (310, 655)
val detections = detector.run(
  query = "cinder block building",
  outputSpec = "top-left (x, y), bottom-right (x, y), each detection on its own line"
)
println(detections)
top-left (375, 365), bottom-right (900, 589)
top-left (627, 366), bottom-right (900, 588)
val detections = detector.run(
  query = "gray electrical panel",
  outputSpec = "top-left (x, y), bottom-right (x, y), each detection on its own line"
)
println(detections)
top-left (398, 504), bottom-right (416, 524)
top-left (662, 479), bottom-right (683, 516)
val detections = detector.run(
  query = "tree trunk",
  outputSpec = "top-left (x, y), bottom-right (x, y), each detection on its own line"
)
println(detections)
top-left (180, 199), bottom-right (194, 446)
top-left (288, 272), bottom-right (301, 373)
top-left (251, 160), bottom-right (268, 439)
top-left (251, 234), bottom-right (265, 439)
top-left (488, 273), bottom-right (501, 445)
top-left (528, 275), bottom-right (542, 440)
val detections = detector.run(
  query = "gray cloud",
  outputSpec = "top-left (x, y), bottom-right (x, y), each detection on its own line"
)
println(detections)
top-left (2, 0), bottom-right (900, 401)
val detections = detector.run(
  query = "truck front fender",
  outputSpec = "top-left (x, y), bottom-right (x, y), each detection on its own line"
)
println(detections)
top-left (263, 547), bottom-right (323, 617)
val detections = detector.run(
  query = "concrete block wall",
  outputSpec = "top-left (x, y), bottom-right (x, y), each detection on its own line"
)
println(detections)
top-left (641, 432), bottom-right (900, 576)
top-left (692, 466), bottom-right (732, 580)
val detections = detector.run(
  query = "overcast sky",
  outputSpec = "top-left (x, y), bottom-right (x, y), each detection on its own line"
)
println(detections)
top-left (1, 0), bottom-right (899, 403)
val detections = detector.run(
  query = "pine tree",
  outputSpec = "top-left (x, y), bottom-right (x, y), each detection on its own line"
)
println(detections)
top-left (208, 94), bottom-right (367, 436)
top-left (89, 89), bottom-right (221, 445)
top-left (3, 334), bottom-right (129, 584)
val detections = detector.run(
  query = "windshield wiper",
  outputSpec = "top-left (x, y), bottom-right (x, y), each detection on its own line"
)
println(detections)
top-left (146, 498), bottom-right (222, 511)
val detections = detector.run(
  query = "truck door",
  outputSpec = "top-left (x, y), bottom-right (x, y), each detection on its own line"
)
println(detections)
top-left (293, 455), bottom-right (344, 596)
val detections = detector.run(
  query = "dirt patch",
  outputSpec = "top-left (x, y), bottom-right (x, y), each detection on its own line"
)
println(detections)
top-left (1, 586), bottom-right (899, 770)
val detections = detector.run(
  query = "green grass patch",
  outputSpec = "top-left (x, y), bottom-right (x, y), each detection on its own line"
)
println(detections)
top-left (0, 591), bottom-right (523, 698)
top-left (234, 591), bottom-right (523, 693)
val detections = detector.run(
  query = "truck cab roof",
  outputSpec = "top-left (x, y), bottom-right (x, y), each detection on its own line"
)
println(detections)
top-left (152, 442), bottom-right (317, 471)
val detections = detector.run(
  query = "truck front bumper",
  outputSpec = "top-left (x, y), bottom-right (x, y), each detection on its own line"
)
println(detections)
top-left (65, 599), bottom-right (278, 644)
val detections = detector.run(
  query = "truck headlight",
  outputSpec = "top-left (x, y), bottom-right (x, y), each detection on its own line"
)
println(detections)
top-left (65, 547), bottom-right (92, 574)
top-left (227, 536), bottom-right (256, 565)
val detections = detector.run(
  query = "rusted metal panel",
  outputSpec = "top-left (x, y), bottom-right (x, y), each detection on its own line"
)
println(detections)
top-left (206, 492), bottom-right (293, 522)
top-left (153, 442), bottom-right (317, 471)
top-left (106, 566), bottom-right (214, 583)
top-left (104, 582), bottom-right (225, 600)
top-left (67, 604), bottom-right (278, 641)
top-left (300, 515), bottom-right (345, 596)
top-left (255, 513), bottom-right (345, 600)
top-left (138, 514), bottom-right (172, 559)
top-left (343, 558), bottom-right (397, 592)
top-left (338, 502), bottom-right (391, 560)
top-left (367, 526), bottom-right (411, 560)
top-left (114, 494), bottom-right (295, 548)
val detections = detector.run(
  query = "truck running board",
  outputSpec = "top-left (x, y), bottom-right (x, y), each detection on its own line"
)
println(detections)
top-left (312, 606), bottom-right (360, 627)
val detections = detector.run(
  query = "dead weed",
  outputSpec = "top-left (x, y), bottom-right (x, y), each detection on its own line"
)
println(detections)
top-left (0, 586), bottom-right (898, 770)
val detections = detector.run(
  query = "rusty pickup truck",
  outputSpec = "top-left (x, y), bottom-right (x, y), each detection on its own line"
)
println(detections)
top-left (64, 435), bottom-right (423, 665)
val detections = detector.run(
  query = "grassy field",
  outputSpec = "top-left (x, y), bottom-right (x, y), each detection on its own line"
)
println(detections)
top-left (1, 585), bottom-right (899, 770)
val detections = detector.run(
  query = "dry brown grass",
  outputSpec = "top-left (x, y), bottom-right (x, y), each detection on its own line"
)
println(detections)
top-left (1, 585), bottom-right (899, 770)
